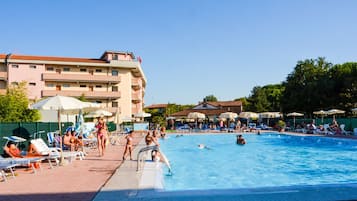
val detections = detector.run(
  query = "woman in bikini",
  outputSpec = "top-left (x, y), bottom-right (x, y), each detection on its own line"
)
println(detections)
top-left (96, 118), bottom-right (107, 156)
top-left (122, 131), bottom-right (134, 160)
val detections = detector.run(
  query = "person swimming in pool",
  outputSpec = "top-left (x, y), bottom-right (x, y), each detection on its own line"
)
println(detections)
top-left (198, 144), bottom-right (211, 150)
top-left (236, 135), bottom-right (246, 145)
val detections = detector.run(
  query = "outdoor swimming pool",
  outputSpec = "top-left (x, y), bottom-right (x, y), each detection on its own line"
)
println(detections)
top-left (159, 133), bottom-right (357, 191)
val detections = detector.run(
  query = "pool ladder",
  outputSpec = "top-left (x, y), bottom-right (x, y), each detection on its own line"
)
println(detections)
top-left (136, 145), bottom-right (172, 173)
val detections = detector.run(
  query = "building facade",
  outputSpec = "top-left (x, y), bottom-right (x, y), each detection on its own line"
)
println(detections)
top-left (0, 51), bottom-right (146, 123)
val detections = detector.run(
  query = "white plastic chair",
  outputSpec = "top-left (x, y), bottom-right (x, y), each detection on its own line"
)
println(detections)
top-left (31, 138), bottom-right (84, 164)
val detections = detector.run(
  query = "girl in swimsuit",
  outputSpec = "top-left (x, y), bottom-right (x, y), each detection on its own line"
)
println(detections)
top-left (96, 118), bottom-right (107, 156)
top-left (122, 131), bottom-right (134, 160)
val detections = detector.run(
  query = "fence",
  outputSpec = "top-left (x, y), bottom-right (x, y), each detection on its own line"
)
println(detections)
top-left (286, 117), bottom-right (357, 131)
top-left (0, 122), bottom-right (72, 153)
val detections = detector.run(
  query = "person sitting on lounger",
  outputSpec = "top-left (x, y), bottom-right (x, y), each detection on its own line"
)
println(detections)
top-left (63, 130), bottom-right (76, 151)
top-left (3, 141), bottom-right (42, 168)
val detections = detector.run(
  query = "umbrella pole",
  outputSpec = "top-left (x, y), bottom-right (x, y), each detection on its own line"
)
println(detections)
top-left (58, 109), bottom-right (64, 166)
top-left (293, 117), bottom-right (296, 129)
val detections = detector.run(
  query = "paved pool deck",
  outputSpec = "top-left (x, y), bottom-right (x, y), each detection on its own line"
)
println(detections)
top-left (1, 131), bottom-right (357, 201)
top-left (0, 132), bottom-right (144, 201)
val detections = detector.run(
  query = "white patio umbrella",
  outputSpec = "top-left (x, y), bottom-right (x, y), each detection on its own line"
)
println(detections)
top-left (286, 112), bottom-right (304, 128)
top-left (134, 112), bottom-right (152, 118)
top-left (239, 112), bottom-right (259, 119)
top-left (134, 112), bottom-right (151, 122)
top-left (84, 109), bottom-right (113, 118)
top-left (219, 112), bottom-right (238, 120)
top-left (313, 110), bottom-right (328, 123)
top-left (30, 95), bottom-right (99, 164)
top-left (239, 112), bottom-right (259, 126)
top-left (187, 112), bottom-right (206, 119)
top-left (187, 112), bottom-right (205, 128)
top-left (326, 109), bottom-right (345, 121)
top-left (259, 112), bottom-right (281, 126)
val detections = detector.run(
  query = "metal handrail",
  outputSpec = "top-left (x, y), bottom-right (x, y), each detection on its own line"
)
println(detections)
top-left (136, 145), bottom-right (172, 173)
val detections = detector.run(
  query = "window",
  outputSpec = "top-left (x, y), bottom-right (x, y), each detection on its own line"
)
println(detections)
top-left (112, 86), bottom-right (118, 92)
top-left (96, 101), bottom-right (102, 104)
top-left (63, 84), bottom-right (70, 88)
top-left (12, 64), bottom-right (19, 68)
top-left (95, 69), bottom-right (102, 73)
top-left (46, 84), bottom-right (55, 87)
top-left (95, 85), bottom-right (102, 88)
top-left (80, 68), bottom-right (87, 72)
top-left (80, 85), bottom-right (86, 88)
top-left (63, 67), bottom-right (70, 72)
top-left (112, 70), bottom-right (118, 76)
top-left (112, 101), bottom-right (118, 107)
top-left (47, 67), bottom-right (54, 71)
top-left (29, 82), bottom-right (36, 86)
top-left (30, 65), bottom-right (37, 69)
top-left (112, 54), bottom-right (118, 60)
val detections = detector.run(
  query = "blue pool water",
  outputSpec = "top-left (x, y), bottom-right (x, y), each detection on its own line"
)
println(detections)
top-left (159, 133), bottom-right (357, 191)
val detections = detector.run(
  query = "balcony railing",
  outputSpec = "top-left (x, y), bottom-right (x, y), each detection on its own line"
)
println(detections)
top-left (42, 73), bottom-right (121, 83)
top-left (132, 93), bottom-right (141, 103)
top-left (131, 78), bottom-right (141, 90)
top-left (42, 90), bottom-right (121, 99)
top-left (0, 72), bottom-right (7, 81)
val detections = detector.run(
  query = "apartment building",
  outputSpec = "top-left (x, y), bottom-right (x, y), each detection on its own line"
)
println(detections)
top-left (0, 51), bottom-right (146, 122)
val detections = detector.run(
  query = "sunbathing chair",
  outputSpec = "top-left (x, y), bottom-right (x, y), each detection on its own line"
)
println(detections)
top-left (323, 124), bottom-right (334, 135)
top-left (0, 156), bottom-right (43, 174)
top-left (0, 161), bottom-right (19, 181)
top-left (31, 138), bottom-right (84, 163)
top-left (340, 124), bottom-right (351, 135)
top-left (2, 136), bottom-right (45, 173)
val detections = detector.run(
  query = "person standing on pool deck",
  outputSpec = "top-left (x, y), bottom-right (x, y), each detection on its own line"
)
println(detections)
top-left (96, 117), bottom-right (108, 156)
top-left (122, 130), bottom-right (134, 160)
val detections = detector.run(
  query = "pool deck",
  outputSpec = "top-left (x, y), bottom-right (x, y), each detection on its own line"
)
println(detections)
top-left (1, 131), bottom-right (357, 201)
top-left (0, 132), bottom-right (144, 201)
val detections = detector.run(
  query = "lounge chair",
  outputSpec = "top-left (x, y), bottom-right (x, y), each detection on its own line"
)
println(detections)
top-left (2, 136), bottom-right (45, 173)
top-left (30, 138), bottom-right (84, 163)
top-left (0, 156), bottom-right (42, 174)
top-left (0, 161), bottom-right (19, 181)
top-left (323, 124), bottom-right (334, 135)
top-left (340, 124), bottom-right (351, 135)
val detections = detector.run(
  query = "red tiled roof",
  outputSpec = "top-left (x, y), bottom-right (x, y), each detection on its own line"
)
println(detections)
top-left (6, 54), bottom-right (107, 64)
top-left (145, 104), bottom-right (168, 109)
top-left (207, 100), bottom-right (242, 107)
top-left (0, 54), bottom-right (6, 59)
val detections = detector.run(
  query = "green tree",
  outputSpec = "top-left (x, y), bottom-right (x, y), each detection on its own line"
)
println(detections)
top-left (281, 57), bottom-right (332, 115)
top-left (78, 93), bottom-right (87, 102)
top-left (234, 97), bottom-right (251, 111)
top-left (247, 86), bottom-right (269, 112)
top-left (329, 62), bottom-right (357, 111)
top-left (204, 95), bottom-right (218, 102)
top-left (0, 82), bottom-right (40, 122)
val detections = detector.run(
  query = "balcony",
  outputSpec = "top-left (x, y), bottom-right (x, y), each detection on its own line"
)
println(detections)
top-left (42, 73), bottom-right (121, 84)
top-left (0, 72), bottom-right (7, 81)
top-left (42, 90), bottom-right (121, 99)
top-left (132, 92), bottom-right (141, 103)
top-left (131, 78), bottom-right (141, 90)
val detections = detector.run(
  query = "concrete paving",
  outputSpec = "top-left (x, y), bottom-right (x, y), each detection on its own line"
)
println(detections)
top-left (0, 132), bottom-right (144, 201)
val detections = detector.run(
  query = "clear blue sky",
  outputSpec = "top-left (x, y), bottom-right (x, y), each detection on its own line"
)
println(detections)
top-left (1, 0), bottom-right (356, 105)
